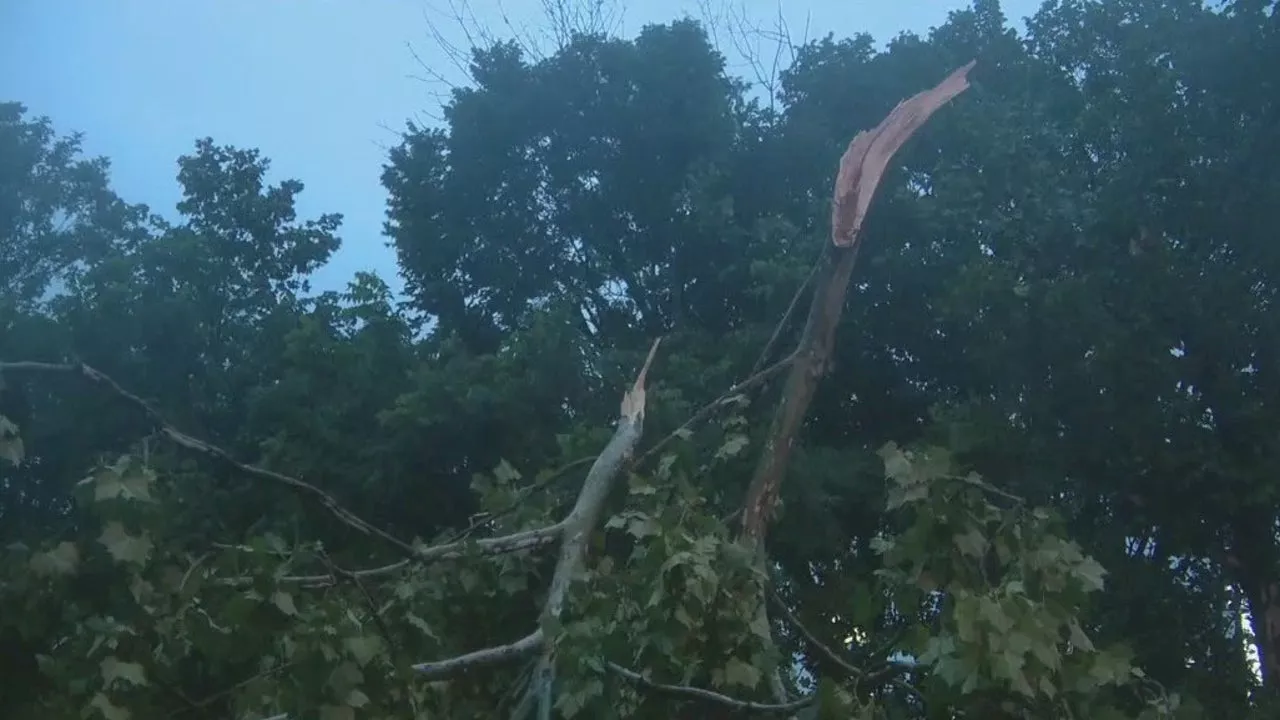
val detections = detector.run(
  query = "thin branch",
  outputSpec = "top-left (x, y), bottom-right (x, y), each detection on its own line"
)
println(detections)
top-left (412, 630), bottom-right (544, 678)
top-left (314, 549), bottom-right (420, 717)
top-left (768, 585), bottom-right (863, 678)
top-left (767, 585), bottom-right (912, 690)
top-left (225, 522), bottom-right (562, 589)
top-left (637, 348), bottom-right (798, 465)
top-left (605, 661), bottom-right (815, 714)
top-left (747, 247), bottom-right (824, 379)
top-left (0, 361), bottom-right (419, 557)
top-left (163, 661), bottom-right (296, 719)
top-left (255, 336), bottom-right (772, 589)
top-left (444, 455), bottom-right (596, 544)
top-left (417, 521), bottom-right (565, 561)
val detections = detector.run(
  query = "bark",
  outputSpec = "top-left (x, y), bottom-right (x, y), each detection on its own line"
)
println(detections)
top-left (739, 60), bottom-right (976, 551)
top-left (1226, 507), bottom-right (1280, 691)
top-left (732, 61), bottom-right (975, 708)
top-left (1247, 579), bottom-right (1280, 688)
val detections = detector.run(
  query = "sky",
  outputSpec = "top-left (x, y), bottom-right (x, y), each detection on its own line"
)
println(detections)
top-left (1, 0), bottom-right (1041, 296)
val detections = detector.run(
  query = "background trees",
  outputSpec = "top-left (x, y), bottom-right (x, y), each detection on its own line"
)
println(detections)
top-left (3, 0), bottom-right (1278, 717)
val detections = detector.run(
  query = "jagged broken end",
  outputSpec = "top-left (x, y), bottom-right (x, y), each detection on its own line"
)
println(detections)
top-left (830, 59), bottom-right (977, 248)
top-left (620, 337), bottom-right (662, 423)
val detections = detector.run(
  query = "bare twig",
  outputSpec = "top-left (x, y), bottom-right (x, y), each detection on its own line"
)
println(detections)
top-left (747, 247), bottom-right (825, 379)
top-left (767, 585), bottom-right (911, 690)
top-left (768, 585), bottom-right (863, 678)
top-left (444, 454), bottom-right (596, 544)
top-left (605, 661), bottom-right (815, 714)
top-left (637, 348), bottom-right (798, 465)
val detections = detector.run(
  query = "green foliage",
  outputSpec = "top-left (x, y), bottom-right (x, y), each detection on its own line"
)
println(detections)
top-left (4, 0), bottom-right (1280, 717)
top-left (872, 443), bottom-right (1171, 717)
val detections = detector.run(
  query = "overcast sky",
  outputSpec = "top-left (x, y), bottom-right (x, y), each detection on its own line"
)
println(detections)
top-left (1, 0), bottom-right (1040, 295)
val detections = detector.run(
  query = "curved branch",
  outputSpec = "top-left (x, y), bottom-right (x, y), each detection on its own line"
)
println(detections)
top-left (0, 360), bottom-right (418, 556)
top-left (605, 661), bottom-right (815, 714)
top-left (411, 630), bottom-right (544, 679)
top-left (768, 586), bottom-right (912, 689)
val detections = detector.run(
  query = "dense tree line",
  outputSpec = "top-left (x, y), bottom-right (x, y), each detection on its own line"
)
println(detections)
top-left (2, 0), bottom-right (1278, 717)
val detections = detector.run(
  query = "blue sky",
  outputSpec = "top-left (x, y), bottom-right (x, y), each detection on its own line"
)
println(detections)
top-left (1, 0), bottom-right (1039, 296)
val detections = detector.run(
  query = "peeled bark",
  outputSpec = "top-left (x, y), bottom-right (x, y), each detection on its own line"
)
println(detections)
top-left (739, 61), bottom-right (976, 551)
top-left (731, 62), bottom-right (975, 709)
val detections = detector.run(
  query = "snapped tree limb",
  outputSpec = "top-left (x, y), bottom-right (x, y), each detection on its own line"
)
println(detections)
top-left (731, 61), bottom-right (975, 706)
top-left (410, 338), bottom-right (660, 690)
top-left (739, 60), bottom-right (976, 549)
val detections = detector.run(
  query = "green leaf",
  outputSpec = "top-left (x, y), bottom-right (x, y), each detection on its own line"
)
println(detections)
top-left (1074, 556), bottom-right (1108, 592)
top-left (98, 522), bottom-right (153, 566)
top-left (954, 527), bottom-right (988, 558)
top-left (346, 688), bottom-right (370, 707)
top-left (879, 442), bottom-right (913, 481)
top-left (868, 535), bottom-right (894, 554)
top-left (815, 677), bottom-right (854, 720)
top-left (87, 692), bottom-right (131, 720)
top-left (722, 657), bottom-right (762, 688)
top-left (748, 607), bottom-right (772, 640)
top-left (327, 660), bottom-right (364, 696)
top-left (1038, 675), bottom-right (1058, 698)
top-left (715, 433), bottom-right (749, 460)
top-left (0, 415), bottom-right (23, 466)
top-left (1068, 620), bottom-right (1095, 652)
top-left (91, 462), bottom-right (155, 503)
top-left (319, 705), bottom-right (355, 720)
top-left (100, 655), bottom-right (148, 688)
top-left (272, 591), bottom-right (298, 616)
top-left (978, 596), bottom-right (1014, 634)
top-left (30, 541), bottom-right (80, 576)
top-left (344, 634), bottom-right (384, 666)
top-left (625, 513), bottom-right (659, 538)
top-left (493, 458), bottom-right (521, 483)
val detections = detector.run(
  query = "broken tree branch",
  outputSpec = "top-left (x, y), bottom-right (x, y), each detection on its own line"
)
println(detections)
top-left (739, 60), bottom-right (976, 549)
top-left (731, 61), bottom-right (975, 706)
top-left (2, 358), bottom-right (580, 583)
top-left (410, 338), bottom-right (660, 687)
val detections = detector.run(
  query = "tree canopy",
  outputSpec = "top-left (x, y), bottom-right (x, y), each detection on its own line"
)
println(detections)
top-left (3, 1), bottom-right (1279, 718)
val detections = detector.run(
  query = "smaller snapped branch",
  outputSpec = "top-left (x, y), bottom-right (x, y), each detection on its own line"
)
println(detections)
top-left (739, 59), bottom-right (976, 550)
top-left (411, 339), bottom-right (661, 686)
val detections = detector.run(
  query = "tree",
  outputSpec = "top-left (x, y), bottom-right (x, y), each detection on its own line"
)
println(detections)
top-left (4, 0), bottom-right (1280, 717)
